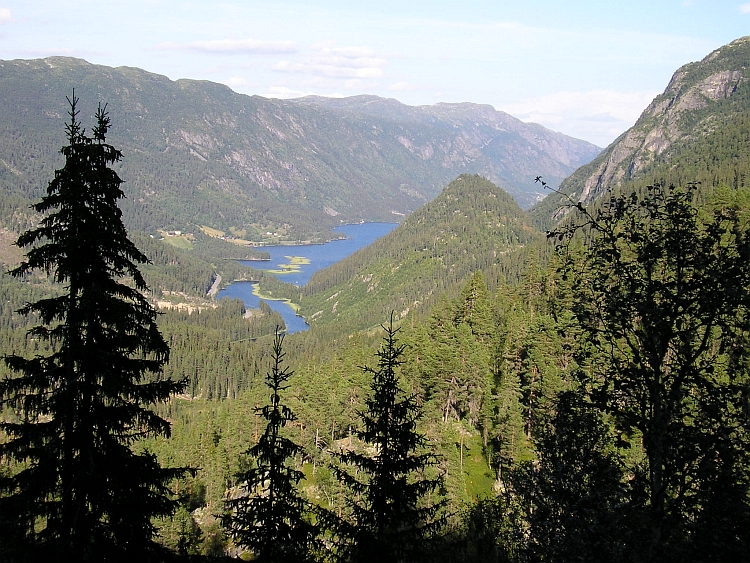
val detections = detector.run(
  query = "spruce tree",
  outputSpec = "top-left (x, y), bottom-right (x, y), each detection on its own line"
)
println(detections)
top-left (336, 315), bottom-right (445, 563)
top-left (224, 330), bottom-right (317, 563)
top-left (454, 271), bottom-right (494, 343)
top-left (0, 95), bottom-right (185, 562)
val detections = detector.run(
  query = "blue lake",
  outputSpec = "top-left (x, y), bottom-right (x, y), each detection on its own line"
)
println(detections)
top-left (217, 222), bottom-right (397, 333)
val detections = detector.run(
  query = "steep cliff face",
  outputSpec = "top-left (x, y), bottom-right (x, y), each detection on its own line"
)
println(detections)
top-left (578, 67), bottom-right (745, 202)
top-left (531, 36), bottom-right (750, 227)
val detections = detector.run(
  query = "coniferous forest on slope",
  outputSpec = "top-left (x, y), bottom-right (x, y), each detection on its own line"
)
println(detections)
top-left (3, 38), bottom-right (750, 563)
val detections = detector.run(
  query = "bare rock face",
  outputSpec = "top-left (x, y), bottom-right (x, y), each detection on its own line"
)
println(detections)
top-left (295, 96), bottom-right (602, 207)
top-left (531, 36), bottom-right (750, 228)
top-left (696, 70), bottom-right (744, 101)
top-left (576, 68), bottom-right (745, 203)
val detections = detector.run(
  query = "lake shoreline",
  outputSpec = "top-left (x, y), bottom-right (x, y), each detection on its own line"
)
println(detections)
top-left (217, 222), bottom-right (398, 333)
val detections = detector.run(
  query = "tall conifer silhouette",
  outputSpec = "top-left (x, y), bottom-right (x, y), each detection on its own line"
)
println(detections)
top-left (336, 315), bottom-right (445, 563)
top-left (224, 330), bottom-right (317, 563)
top-left (0, 94), bottom-right (185, 562)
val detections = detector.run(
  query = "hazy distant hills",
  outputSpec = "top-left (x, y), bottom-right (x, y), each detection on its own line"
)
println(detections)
top-left (297, 174), bottom-right (542, 335)
top-left (0, 57), bottom-right (599, 241)
top-left (531, 35), bottom-right (750, 229)
top-left (295, 95), bottom-right (600, 207)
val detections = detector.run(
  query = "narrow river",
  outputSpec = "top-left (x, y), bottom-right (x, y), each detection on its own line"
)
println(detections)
top-left (217, 222), bottom-right (397, 333)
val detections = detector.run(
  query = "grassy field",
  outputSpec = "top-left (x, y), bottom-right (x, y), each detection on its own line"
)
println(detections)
top-left (160, 234), bottom-right (194, 250)
top-left (200, 225), bottom-right (225, 238)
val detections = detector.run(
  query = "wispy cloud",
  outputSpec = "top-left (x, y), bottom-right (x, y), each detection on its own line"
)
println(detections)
top-left (502, 90), bottom-right (656, 123)
top-left (501, 90), bottom-right (659, 146)
top-left (273, 43), bottom-right (387, 79)
top-left (264, 85), bottom-right (321, 99)
top-left (0, 8), bottom-right (11, 24)
top-left (388, 81), bottom-right (424, 92)
top-left (389, 81), bottom-right (412, 91)
top-left (158, 38), bottom-right (298, 55)
top-left (741, 3), bottom-right (750, 13)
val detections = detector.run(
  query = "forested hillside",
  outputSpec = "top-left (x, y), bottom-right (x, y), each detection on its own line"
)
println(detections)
top-left (296, 174), bottom-right (544, 338)
top-left (3, 36), bottom-right (750, 563)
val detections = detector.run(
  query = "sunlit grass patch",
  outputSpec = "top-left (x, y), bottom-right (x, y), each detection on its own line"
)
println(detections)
top-left (251, 283), bottom-right (300, 313)
top-left (161, 235), bottom-right (193, 250)
top-left (200, 225), bottom-right (225, 238)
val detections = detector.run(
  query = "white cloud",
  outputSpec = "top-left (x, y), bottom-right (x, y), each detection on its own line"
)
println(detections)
top-left (388, 81), bottom-right (424, 93)
top-left (313, 43), bottom-right (378, 58)
top-left (158, 38), bottom-right (298, 55)
top-left (264, 85), bottom-right (318, 99)
top-left (502, 90), bottom-right (656, 123)
top-left (224, 76), bottom-right (249, 87)
top-left (389, 82), bottom-right (411, 91)
top-left (0, 8), bottom-right (11, 24)
top-left (273, 43), bottom-right (387, 79)
top-left (741, 3), bottom-right (750, 13)
top-left (500, 90), bottom-right (659, 147)
top-left (343, 79), bottom-right (369, 90)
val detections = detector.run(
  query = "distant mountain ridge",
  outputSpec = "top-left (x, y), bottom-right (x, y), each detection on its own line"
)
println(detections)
top-left (296, 95), bottom-right (599, 206)
top-left (296, 35), bottom-right (750, 338)
top-left (0, 57), bottom-right (599, 241)
top-left (531, 35), bottom-right (750, 228)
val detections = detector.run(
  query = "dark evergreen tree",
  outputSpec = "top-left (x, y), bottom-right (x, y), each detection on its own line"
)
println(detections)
top-left (224, 330), bottom-right (317, 563)
top-left (0, 95), bottom-right (185, 562)
top-left (336, 315), bottom-right (445, 563)
top-left (454, 271), bottom-right (495, 344)
top-left (553, 182), bottom-right (750, 560)
top-left (442, 496), bottom-right (518, 563)
top-left (510, 390), bottom-right (628, 563)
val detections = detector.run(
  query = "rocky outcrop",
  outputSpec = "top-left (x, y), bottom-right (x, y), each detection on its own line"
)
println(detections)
top-left (576, 69), bottom-right (745, 203)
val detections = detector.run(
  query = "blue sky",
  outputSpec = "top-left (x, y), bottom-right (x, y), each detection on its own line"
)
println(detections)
top-left (1, 1), bottom-right (749, 146)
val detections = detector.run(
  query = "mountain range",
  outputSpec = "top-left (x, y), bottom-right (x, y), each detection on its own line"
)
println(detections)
top-left (293, 35), bottom-right (750, 337)
top-left (2, 37), bottom-right (750, 333)
top-left (0, 57), bottom-right (599, 243)
top-left (3, 36), bottom-right (750, 559)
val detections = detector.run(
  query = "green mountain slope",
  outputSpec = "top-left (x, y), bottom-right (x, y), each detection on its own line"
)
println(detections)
top-left (0, 57), bottom-right (599, 242)
top-left (530, 36), bottom-right (750, 230)
top-left (297, 174), bottom-right (543, 336)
